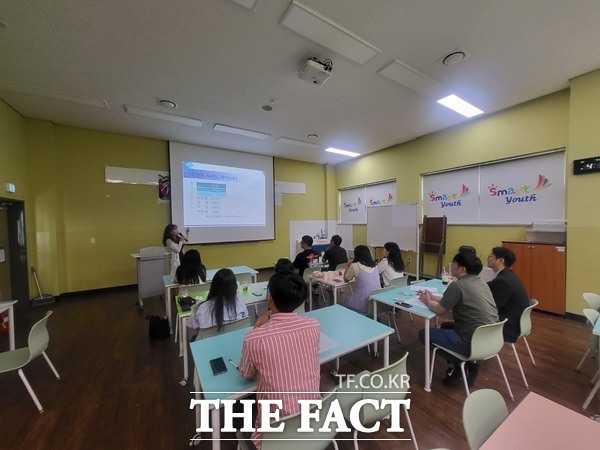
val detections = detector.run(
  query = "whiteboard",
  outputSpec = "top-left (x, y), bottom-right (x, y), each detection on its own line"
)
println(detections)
top-left (367, 203), bottom-right (418, 252)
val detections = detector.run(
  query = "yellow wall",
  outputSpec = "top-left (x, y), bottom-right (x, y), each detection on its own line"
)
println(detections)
top-left (335, 89), bottom-right (571, 306)
top-left (567, 69), bottom-right (600, 313)
top-left (4, 118), bottom-right (330, 295)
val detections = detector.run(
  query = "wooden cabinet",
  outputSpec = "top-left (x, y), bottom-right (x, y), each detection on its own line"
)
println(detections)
top-left (502, 241), bottom-right (566, 315)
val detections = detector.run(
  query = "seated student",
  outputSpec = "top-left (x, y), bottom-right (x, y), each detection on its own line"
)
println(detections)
top-left (292, 235), bottom-right (319, 277)
top-left (377, 241), bottom-right (405, 287)
top-left (417, 253), bottom-right (498, 387)
top-left (175, 249), bottom-right (207, 285)
top-left (274, 257), bottom-right (295, 274)
top-left (343, 245), bottom-right (382, 314)
top-left (322, 234), bottom-right (348, 271)
top-left (188, 268), bottom-right (248, 341)
top-left (239, 271), bottom-right (321, 449)
top-left (486, 247), bottom-right (530, 341)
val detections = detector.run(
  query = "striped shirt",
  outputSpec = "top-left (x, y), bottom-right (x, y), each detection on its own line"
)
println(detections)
top-left (239, 313), bottom-right (321, 449)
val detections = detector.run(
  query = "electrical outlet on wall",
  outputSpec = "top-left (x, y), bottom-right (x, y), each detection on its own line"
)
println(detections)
top-left (407, 257), bottom-right (412, 264)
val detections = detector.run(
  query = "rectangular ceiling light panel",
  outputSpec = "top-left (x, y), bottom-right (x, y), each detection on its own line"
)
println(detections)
top-left (377, 60), bottom-right (442, 97)
top-left (436, 94), bottom-right (484, 118)
top-left (124, 105), bottom-right (203, 127)
top-left (213, 123), bottom-right (270, 140)
top-left (277, 137), bottom-right (321, 149)
top-left (0, 80), bottom-right (108, 109)
top-left (280, 1), bottom-right (380, 65)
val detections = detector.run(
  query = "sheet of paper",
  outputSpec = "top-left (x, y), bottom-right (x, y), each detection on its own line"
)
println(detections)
top-left (410, 285), bottom-right (438, 293)
top-left (319, 332), bottom-right (338, 353)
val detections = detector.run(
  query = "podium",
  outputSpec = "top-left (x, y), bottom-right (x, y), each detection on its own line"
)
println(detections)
top-left (132, 247), bottom-right (168, 309)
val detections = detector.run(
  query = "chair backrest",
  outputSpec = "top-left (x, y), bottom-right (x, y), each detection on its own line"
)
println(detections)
top-left (359, 352), bottom-right (410, 425)
top-left (479, 267), bottom-right (497, 282)
top-left (518, 299), bottom-right (538, 339)
top-left (202, 316), bottom-right (252, 339)
top-left (462, 388), bottom-right (508, 450)
top-left (335, 263), bottom-right (347, 271)
top-left (410, 279), bottom-right (425, 285)
top-left (583, 308), bottom-right (600, 328)
top-left (180, 282), bottom-right (210, 297)
top-left (367, 286), bottom-right (393, 316)
top-left (583, 292), bottom-right (600, 311)
top-left (235, 272), bottom-right (254, 285)
top-left (28, 311), bottom-right (53, 361)
top-left (303, 266), bottom-right (322, 284)
top-left (389, 275), bottom-right (409, 289)
top-left (261, 388), bottom-right (339, 450)
top-left (468, 320), bottom-right (507, 360)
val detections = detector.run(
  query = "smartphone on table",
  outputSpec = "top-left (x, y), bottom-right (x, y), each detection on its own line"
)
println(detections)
top-left (209, 357), bottom-right (228, 376)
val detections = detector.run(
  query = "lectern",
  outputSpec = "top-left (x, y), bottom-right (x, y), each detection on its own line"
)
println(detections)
top-left (132, 247), bottom-right (167, 309)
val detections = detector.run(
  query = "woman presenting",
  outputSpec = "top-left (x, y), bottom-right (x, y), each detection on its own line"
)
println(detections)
top-left (163, 224), bottom-right (189, 279)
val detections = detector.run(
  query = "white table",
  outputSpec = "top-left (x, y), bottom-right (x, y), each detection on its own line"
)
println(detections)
top-left (482, 392), bottom-right (600, 449)
top-left (370, 279), bottom-right (445, 392)
top-left (189, 304), bottom-right (394, 449)
top-left (308, 270), bottom-right (352, 310)
top-left (0, 300), bottom-right (17, 350)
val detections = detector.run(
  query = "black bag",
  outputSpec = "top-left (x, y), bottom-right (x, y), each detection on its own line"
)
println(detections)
top-left (146, 315), bottom-right (170, 339)
top-left (177, 296), bottom-right (196, 312)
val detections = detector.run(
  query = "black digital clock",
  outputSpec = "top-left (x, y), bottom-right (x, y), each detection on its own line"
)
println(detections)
top-left (573, 157), bottom-right (600, 175)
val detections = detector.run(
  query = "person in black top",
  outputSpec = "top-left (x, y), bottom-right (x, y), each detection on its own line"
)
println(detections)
top-left (292, 235), bottom-right (319, 277)
top-left (322, 235), bottom-right (348, 271)
top-left (486, 247), bottom-right (530, 341)
top-left (175, 249), bottom-right (207, 285)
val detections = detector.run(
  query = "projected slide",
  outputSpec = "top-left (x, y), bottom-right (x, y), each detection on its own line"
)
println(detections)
top-left (182, 162), bottom-right (266, 227)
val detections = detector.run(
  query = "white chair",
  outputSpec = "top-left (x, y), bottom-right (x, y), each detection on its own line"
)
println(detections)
top-left (337, 352), bottom-right (417, 450)
top-left (235, 272), bottom-right (254, 286)
top-left (0, 311), bottom-right (60, 413)
top-left (479, 267), bottom-right (497, 282)
top-left (429, 319), bottom-right (514, 400)
top-left (237, 388), bottom-right (339, 450)
top-left (368, 286), bottom-right (399, 342)
top-left (462, 389), bottom-right (508, 450)
top-left (576, 308), bottom-right (600, 373)
top-left (506, 299), bottom-right (538, 389)
top-left (583, 292), bottom-right (600, 310)
top-left (389, 275), bottom-right (409, 289)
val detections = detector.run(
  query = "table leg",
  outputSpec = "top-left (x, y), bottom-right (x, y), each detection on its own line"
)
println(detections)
top-left (8, 304), bottom-right (15, 350)
top-left (179, 315), bottom-right (185, 357)
top-left (424, 317), bottom-right (431, 392)
top-left (183, 317), bottom-right (189, 384)
top-left (211, 407), bottom-right (221, 450)
top-left (373, 301), bottom-right (379, 356)
top-left (308, 280), bottom-right (313, 311)
top-left (333, 286), bottom-right (338, 305)
top-left (384, 335), bottom-right (389, 367)
top-left (166, 286), bottom-right (173, 334)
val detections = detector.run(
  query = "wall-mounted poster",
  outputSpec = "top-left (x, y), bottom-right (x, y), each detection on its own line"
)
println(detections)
top-left (422, 168), bottom-right (479, 223)
top-left (340, 187), bottom-right (366, 224)
top-left (479, 151), bottom-right (564, 224)
top-left (366, 181), bottom-right (396, 207)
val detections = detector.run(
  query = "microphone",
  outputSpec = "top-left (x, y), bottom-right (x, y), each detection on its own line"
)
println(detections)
top-left (178, 232), bottom-right (188, 242)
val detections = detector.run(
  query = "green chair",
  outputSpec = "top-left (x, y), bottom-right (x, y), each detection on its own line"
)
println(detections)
top-left (576, 308), bottom-right (600, 373)
top-left (429, 319), bottom-right (514, 400)
top-left (337, 352), bottom-right (417, 450)
top-left (0, 310), bottom-right (60, 413)
top-left (236, 388), bottom-right (340, 450)
top-left (506, 299), bottom-right (538, 389)
top-left (389, 276), bottom-right (409, 289)
top-left (462, 388), bottom-right (508, 450)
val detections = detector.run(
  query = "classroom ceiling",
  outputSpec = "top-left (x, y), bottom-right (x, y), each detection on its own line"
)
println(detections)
top-left (2, 0), bottom-right (600, 165)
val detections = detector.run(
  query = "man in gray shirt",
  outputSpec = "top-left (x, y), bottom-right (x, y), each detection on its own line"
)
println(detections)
top-left (418, 252), bottom-right (498, 387)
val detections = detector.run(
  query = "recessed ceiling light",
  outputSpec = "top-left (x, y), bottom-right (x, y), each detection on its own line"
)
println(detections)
top-left (307, 134), bottom-right (318, 139)
top-left (325, 147), bottom-right (360, 158)
top-left (261, 104), bottom-right (273, 112)
top-left (158, 99), bottom-right (177, 109)
top-left (436, 94), bottom-right (483, 118)
top-left (442, 51), bottom-right (466, 66)
top-left (213, 123), bottom-right (270, 140)
top-left (124, 104), bottom-right (202, 127)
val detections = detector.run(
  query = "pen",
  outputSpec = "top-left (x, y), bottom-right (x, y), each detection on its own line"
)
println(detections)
top-left (228, 359), bottom-right (239, 370)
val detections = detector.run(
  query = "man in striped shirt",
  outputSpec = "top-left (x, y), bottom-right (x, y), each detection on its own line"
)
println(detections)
top-left (239, 271), bottom-right (321, 449)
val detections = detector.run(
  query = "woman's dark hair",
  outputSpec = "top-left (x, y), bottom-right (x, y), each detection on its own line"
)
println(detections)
top-left (206, 268), bottom-right (238, 331)
top-left (275, 258), bottom-right (295, 274)
top-left (384, 242), bottom-right (405, 273)
top-left (162, 223), bottom-right (179, 246)
top-left (175, 249), bottom-right (207, 284)
top-left (353, 245), bottom-right (376, 268)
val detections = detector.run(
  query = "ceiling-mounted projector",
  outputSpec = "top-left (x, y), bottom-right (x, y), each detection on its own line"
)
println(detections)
top-left (298, 57), bottom-right (333, 86)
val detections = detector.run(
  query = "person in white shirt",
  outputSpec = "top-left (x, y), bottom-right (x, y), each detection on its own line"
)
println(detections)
top-left (163, 223), bottom-right (188, 279)
top-left (377, 241), bottom-right (405, 287)
top-left (188, 268), bottom-right (248, 340)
